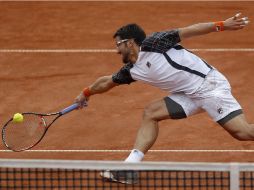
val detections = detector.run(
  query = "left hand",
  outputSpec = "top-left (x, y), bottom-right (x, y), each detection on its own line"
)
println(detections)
top-left (224, 13), bottom-right (249, 31)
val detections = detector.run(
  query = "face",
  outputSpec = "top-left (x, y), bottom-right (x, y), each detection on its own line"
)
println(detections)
top-left (115, 36), bottom-right (131, 64)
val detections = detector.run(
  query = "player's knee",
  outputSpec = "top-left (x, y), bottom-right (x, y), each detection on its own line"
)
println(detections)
top-left (143, 105), bottom-right (158, 121)
top-left (233, 133), bottom-right (248, 141)
top-left (143, 107), bottom-right (154, 120)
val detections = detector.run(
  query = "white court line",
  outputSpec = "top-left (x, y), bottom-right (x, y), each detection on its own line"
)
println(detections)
top-left (0, 48), bottom-right (254, 53)
top-left (0, 49), bottom-right (116, 53)
top-left (0, 149), bottom-right (254, 153)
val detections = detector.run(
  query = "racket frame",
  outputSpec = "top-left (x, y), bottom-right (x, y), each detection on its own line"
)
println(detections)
top-left (2, 103), bottom-right (79, 152)
top-left (2, 112), bottom-right (60, 152)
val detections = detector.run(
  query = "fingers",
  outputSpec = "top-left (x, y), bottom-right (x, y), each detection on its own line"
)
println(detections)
top-left (233, 12), bottom-right (248, 22)
top-left (74, 100), bottom-right (83, 109)
top-left (229, 13), bottom-right (250, 30)
top-left (233, 13), bottom-right (241, 20)
top-left (75, 100), bottom-right (88, 109)
top-left (231, 26), bottom-right (245, 30)
top-left (236, 17), bottom-right (249, 27)
top-left (241, 17), bottom-right (249, 25)
top-left (75, 93), bottom-right (89, 109)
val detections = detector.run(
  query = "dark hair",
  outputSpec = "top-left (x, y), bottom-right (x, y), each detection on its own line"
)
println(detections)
top-left (113, 23), bottom-right (146, 46)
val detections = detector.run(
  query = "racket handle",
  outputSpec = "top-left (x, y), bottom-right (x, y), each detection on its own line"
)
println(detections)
top-left (60, 103), bottom-right (79, 115)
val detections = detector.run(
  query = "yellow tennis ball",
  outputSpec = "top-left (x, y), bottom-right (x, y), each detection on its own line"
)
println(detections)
top-left (13, 113), bottom-right (24, 123)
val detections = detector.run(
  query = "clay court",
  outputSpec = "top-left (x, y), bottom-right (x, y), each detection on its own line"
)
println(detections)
top-left (0, 1), bottom-right (254, 163)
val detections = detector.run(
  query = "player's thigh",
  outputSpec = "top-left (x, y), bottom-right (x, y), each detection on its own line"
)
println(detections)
top-left (221, 113), bottom-right (250, 136)
top-left (164, 93), bottom-right (202, 119)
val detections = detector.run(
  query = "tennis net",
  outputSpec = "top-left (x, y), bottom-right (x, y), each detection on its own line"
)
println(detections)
top-left (0, 159), bottom-right (254, 190)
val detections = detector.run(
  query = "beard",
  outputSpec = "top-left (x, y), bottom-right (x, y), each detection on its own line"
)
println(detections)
top-left (122, 50), bottom-right (131, 64)
top-left (122, 54), bottom-right (129, 64)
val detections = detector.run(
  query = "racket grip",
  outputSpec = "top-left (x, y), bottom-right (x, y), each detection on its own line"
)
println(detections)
top-left (60, 103), bottom-right (79, 115)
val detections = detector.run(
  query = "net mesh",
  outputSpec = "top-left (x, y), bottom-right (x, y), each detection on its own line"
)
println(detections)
top-left (0, 159), bottom-right (253, 190)
top-left (0, 168), bottom-right (230, 189)
top-left (240, 171), bottom-right (254, 189)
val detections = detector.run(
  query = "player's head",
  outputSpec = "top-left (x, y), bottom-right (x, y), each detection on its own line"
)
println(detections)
top-left (113, 23), bottom-right (146, 46)
top-left (113, 23), bottom-right (146, 64)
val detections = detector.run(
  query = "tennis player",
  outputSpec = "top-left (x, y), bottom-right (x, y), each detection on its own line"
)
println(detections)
top-left (75, 13), bottom-right (251, 184)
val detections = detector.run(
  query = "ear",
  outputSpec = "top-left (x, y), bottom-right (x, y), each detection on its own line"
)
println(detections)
top-left (128, 39), bottom-right (135, 47)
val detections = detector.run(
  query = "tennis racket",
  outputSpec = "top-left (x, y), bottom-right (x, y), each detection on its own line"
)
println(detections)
top-left (2, 103), bottom-right (80, 152)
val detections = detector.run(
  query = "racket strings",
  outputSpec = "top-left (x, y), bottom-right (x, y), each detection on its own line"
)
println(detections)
top-left (3, 114), bottom-right (47, 151)
top-left (42, 115), bottom-right (57, 126)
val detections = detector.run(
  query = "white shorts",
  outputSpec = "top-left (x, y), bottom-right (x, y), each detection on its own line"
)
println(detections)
top-left (167, 69), bottom-right (242, 124)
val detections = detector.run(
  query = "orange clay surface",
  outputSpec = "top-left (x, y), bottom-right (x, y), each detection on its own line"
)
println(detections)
top-left (0, 2), bottom-right (254, 162)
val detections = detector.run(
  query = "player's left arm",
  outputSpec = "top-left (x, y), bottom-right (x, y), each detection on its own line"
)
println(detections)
top-left (178, 13), bottom-right (249, 39)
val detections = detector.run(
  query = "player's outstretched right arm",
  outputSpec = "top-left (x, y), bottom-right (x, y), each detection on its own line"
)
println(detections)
top-left (179, 13), bottom-right (249, 40)
top-left (75, 75), bottom-right (118, 108)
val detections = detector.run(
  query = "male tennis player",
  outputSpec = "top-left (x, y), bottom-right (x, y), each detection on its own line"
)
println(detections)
top-left (75, 13), bottom-right (251, 184)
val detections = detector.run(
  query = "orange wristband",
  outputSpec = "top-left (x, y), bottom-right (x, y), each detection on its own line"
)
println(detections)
top-left (214, 21), bottom-right (224, 32)
top-left (83, 87), bottom-right (91, 97)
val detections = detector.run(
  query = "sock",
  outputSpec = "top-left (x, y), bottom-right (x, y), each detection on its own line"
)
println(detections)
top-left (125, 149), bottom-right (144, 163)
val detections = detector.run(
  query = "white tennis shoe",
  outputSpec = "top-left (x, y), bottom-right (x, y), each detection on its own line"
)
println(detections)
top-left (100, 170), bottom-right (139, 184)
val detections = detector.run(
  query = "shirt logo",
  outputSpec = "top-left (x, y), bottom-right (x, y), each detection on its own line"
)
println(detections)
top-left (218, 108), bottom-right (223, 114)
top-left (146, 62), bottom-right (151, 68)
